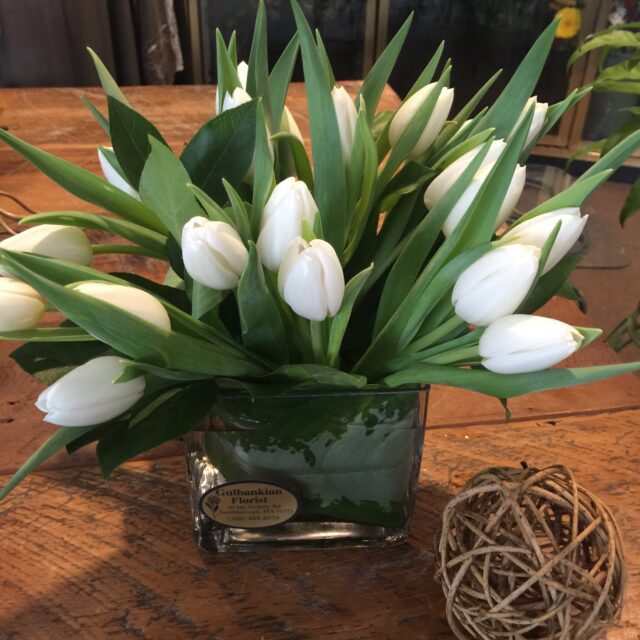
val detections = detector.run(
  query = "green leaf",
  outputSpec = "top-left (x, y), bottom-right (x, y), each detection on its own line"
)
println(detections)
top-left (138, 137), bottom-right (201, 241)
top-left (269, 35), bottom-right (299, 128)
top-left (108, 97), bottom-right (168, 189)
top-left (0, 425), bottom-right (97, 500)
top-left (181, 100), bottom-right (257, 202)
top-left (0, 128), bottom-right (164, 233)
top-left (271, 131), bottom-right (314, 190)
top-left (0, 249), bottom-right (265, 378)
top-left (384, 362), bottom-right (640, 399)
top-left (215, 29), bottom-right (243, 113)
top-left (251, 100), bottom-right (275, 236)
top-left (406, 41), bottom-right (444, 98)
top-left (621, 174), bottom-right (640, 226)
top-left (96, 381), bottom-right (217, 477)
top-left (265, 363), bottom-right (367, 388)
top-left (222, 179), bottom-right (252, 241)
top-left (187, 183), bottom-right (235, 226)
top-left (292, 0), bottom-right (347, 254)
top-left (87, 47), bottom-right (130, 106)
top-left (21, 211), bottom-right (167, 256)
top-left (80, 96), bottom-right (110, 135)
top-left (568, 30), bottom-right (640, 68)
top-left (315, 29), bottom-right (336, 88)
top-left (247, 0), bottom-right (272, 124)
top-left (0, 327), bottom-right (95, 342)
top-left (237, 244), bottom-right (288, 364)
top-left (190, 281), bottom-right (227, 320)
top-left (520, 255), bottom-right (581, 314)
top-left (327, 266), bottom-right (372, 367)
top-left (356, 13), bottom-right (413, 122)
top-left (374, 141), bottom-right (492, 334)
top-left (97, 145), bottom-right (128, 181)
top-left (477, 19), bottom-right (558, 138)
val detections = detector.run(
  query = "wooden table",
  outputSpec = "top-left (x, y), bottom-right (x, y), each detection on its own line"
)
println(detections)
top-left (0, 84), bottom-right (639, 639)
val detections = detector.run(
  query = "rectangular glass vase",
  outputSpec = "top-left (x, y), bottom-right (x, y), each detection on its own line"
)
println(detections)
top-left (183, 387), bottom-right (428, 552)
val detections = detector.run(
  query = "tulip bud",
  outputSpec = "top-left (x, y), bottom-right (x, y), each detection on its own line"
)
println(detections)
top-left (35, 356), bottom-right (145, 426)
top-left (513, 96), bottom-right (549, 148)
top-left (0, 224), bottom-right (92, 276)
top-left (237, 60), bottom-right (249, 90)
top-left (437, 163), bottom-right (526, 237)
top-left (424, 140), bottom-right (507, 209)
top-left (278, 238), bottom-right (344, 321)
top-left (0, 276), bottom-right (46, 332)
top-left (479, 314), bottom-right (584, 374)
top-left (221, 86), bottom-right (252, 113)
top-left (501, 207), bottom-right (588, 274)
top-left (257, 178), bottom-right (318, 272)
top-left (73, 282), bottom-right (171, 332)
top-left (281, 105), bottom-right (304, 142)
top-left (389, 83), bottom-right (454, 159)
top-left (331, 86), bottom-right (358, 163)
top-left (452, 245), bottom-right (540, 325)
top-left (182, 217), bottom-right (249, 290)
top-left (97, 147), bottom-right (140, 199)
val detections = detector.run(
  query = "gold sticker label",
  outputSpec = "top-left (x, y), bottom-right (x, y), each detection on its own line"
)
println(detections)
top-left (200, 481), bottom-right (299, 529)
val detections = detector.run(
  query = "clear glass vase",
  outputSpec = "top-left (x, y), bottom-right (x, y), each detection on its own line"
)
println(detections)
top-left (183, 387), bottom-right (428, 552)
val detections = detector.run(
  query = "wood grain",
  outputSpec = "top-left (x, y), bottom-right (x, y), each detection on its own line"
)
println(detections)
top-left (1, 410), bottom-right (638, 639)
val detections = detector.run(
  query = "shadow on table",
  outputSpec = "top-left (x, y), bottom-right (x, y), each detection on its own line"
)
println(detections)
top-left (2, 462), bottom-right (455, 639)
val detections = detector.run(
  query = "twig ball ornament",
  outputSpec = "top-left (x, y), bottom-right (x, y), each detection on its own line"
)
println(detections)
top-left (436, 465), bottom-right (626, 640)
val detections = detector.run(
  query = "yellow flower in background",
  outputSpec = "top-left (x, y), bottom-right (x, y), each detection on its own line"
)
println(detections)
top-left (555, 7), bottom-right (582, 39)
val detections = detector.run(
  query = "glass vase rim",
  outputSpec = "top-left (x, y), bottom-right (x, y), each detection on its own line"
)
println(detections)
top-left (213, 384), bottom-right (430, 400)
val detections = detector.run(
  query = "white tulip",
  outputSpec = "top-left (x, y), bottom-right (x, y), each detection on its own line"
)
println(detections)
top-left (221, 86), bottom-right (252, 113)
top-left (439, 163), bottom-right (526, 237)
top-left (424, 140), bottom-right (507, 209)
top-left (237, 60), bottom-right (249, 90)
top-left (281, 105), bottom-right (304, 142)
top-left (452, 245), bottom-right (540, 326)
top-left (331, 86), bottom-right (358, 163)
top-left (0, 277), bottom-right (46, 332)
top-left (479, 314), bottom-right (584, 374)
top-left (73, 282), bottom-right (171, 332)
top-left (97, 147), bottom-right (139, 199)
top-left (35, 356), bottom-right (145, 426)
top-left (182, 217), bottom-right (248, 290)
top-left (389, 83), bottom-right (454, 159)
top-left (257, 178), bottom-right (318, 272)
top-left (0, 224), bottom-right (92, 275)
top-left (278, 238), bottom-right (344, 321)
top-left (513, 96), bottom-right (549, 148)
top-left (501, 207), bottom-right (588, 274)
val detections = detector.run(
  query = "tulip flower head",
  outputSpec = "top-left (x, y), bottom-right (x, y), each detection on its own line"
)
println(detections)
top-left (0, 276), bottom-right (46, 332)
top-left (389, 83), bottom-right (454, 159)
top-left (221, 86), bottom-right (252, 113)
top-left (452, 244), bottom-right (540, 325)
top-left (278, 238), bottom-right (345, 321)
top-left (479, 314), bottom-right (583, 374)
top-left (0, 224), bottom-right (92, 276)
top-left (281, 105), bottom-right (304, 142)
top-left (513, 96), bottom-right (549, 148)
top-left (237, 60), bottom-right (249, 89)
top-left (182, 217), bottom-right (249, 290)
top-left (437, 162), bottom-right (526, 237)
top-left (73, 282), bottom-right (171, 332)
top-left (257, 178), bottom-right (318, 272)
top-left (331, 86), bottom-right (358, 163)
top-left (97, 147), bottom-right (139, 199)
top-left (36, 356), bottom-right (145, 426)
top-left (501, 207), bottom-right (587, 273)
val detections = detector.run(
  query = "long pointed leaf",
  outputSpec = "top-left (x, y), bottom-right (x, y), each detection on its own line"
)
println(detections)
top-left (87, 47), bottom-right (129, 106)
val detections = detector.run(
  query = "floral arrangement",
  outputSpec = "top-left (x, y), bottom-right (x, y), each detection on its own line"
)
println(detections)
top-left (1, 1), bottom-right (639, 499)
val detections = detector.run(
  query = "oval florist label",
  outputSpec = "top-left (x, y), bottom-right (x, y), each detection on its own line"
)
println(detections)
top-left (200, 481), bottom-right (299, 529)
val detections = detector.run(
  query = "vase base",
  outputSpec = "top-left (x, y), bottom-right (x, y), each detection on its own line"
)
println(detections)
top-left (194, 520), bottom-right (409, 552)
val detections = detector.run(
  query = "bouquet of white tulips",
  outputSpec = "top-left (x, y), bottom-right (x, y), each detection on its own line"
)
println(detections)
top-left (1, 1), bottom-right (639, 496)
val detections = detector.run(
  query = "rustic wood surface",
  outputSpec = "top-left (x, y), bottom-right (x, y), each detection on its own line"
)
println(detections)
top-left (0, 84), bottom-right (639, 639)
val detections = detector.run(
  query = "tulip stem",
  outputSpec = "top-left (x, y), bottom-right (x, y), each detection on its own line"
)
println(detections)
top-left (422, 345), bottom-right (480, 365)
top-left (405, 315), bottom-right (467, 354)
top-left (310, 320), bottom-right (326, 364)
top-left (91, 244), bottom-right (165, 259)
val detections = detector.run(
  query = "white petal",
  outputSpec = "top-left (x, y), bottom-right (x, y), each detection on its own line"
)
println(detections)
top-left (282, 252), bottom-right (328, 321)
top-left (0, 277), bottom-right (46, 331)
top-left (98, 148), bottom-right (140, 199)
top-left (410, 87), bottom-right (454, 158)
top-left (309, 239), bottom-right (345, 317)
top-left (257, 205), bottom-right (304, 272)
top-left (237, 61), bottom-right (249, 90)
top-left (495, 165), bottom-right (527, 228)
top-left (277, 237), bottom-right (308, 296)
top-left (331, 86), bottom-right (358, 163)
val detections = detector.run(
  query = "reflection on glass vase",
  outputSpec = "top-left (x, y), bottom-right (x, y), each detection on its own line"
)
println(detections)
top-left (183, 387), bottom-right (428, 552)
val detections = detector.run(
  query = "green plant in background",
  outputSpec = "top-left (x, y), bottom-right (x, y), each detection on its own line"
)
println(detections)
top-left (1, 0), bottom-right (639, 500)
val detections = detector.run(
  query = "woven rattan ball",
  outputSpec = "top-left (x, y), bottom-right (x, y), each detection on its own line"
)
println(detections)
top-left (436, 465), bottom-right (626, 640)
